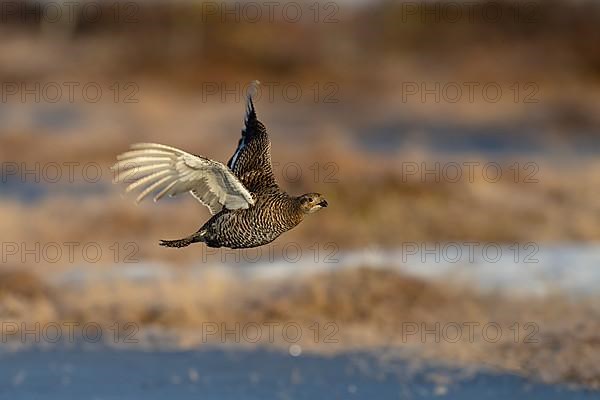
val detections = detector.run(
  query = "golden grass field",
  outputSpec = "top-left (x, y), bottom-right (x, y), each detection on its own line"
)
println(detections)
top-left (1, 266), bottom-right (599, 388)
top-left (1, 0), bottom-right (600, 394)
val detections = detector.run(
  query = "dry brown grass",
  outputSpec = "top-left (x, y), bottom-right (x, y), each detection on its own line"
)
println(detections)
top-left (1, 2), bottom-right (600, 387)
top-left (1, 266), bottom-right (599, 388)
top-left (2, 138), bottom-right (600, 266)
top-left (0, 269), bottom-right (58, 326)
top-left (0, 269), bottom-right (51, 301)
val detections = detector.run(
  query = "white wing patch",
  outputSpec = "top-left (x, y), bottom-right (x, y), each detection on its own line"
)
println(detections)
top-left (228, 98), bottom-right (253, 170)
top-left (228, 137), bottom-right (245, 170)
top-left (112, 143), bottom-right (254, 215)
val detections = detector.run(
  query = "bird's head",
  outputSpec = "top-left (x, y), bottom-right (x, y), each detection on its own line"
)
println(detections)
top-left (297, 193), bottom-right (328, 214)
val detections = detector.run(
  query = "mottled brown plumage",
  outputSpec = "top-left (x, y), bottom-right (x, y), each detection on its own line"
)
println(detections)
top-left (112, 81), bottom-right (328, 249)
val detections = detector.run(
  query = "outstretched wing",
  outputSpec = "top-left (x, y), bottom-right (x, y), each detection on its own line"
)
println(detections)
top-left (112, 143), bottom-right (254, 215)
top-left (227, 85), bottom-right (277, 193)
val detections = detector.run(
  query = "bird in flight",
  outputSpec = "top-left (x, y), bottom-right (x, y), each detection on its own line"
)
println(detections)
top-left (111, 82), bottom-right (328, 249)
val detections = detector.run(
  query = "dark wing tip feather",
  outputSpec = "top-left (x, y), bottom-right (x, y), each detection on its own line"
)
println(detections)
top-left (227, 80), bottom-right (265, 170)
top-left (247, 95), bottom-right (255, 115)
top-left (244, 81), bottom-right (260, 132)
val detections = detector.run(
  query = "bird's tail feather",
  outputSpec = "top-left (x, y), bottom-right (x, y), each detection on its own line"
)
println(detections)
top-left (159, 232), bottom-right (204, 248)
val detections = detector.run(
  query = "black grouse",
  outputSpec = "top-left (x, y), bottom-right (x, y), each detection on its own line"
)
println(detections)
top-left (112, 82), bottom-right (328, 249)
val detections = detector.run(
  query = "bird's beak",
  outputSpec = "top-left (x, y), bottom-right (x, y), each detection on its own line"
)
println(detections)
top-left (319, 200), bottom-right (328, 207)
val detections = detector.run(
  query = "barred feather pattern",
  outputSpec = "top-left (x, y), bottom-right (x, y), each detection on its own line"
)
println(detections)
top-left (227, 95), bottom-right (277, 194)
top-left (199, 191), bottom-right (304, 249)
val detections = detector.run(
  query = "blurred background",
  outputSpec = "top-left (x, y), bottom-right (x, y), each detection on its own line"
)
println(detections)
top-left (1, 0), bottom-right (600, 398)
